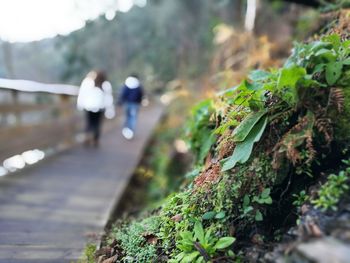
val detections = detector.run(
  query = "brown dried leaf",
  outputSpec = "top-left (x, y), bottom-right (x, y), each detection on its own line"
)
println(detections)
top-left (273, 112), bottom-right (315, 168)
top-left (142, 232), bottom-right (158, 245)
top-left (328, 88), bottom-right (344, 113)
top-left (171, 214), bottom-right (182, 222)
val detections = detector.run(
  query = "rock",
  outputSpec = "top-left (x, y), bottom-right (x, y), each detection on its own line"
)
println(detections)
top-left (296, 237), bottom-right (350, 263)
top-left (309, 222), bottom-right (323, 237)
top-left (301, 204), bottom-right (310, 215)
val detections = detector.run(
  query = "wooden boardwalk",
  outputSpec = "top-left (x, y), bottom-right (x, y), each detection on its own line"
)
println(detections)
top-left (0, 103), bottom-right (164, 263)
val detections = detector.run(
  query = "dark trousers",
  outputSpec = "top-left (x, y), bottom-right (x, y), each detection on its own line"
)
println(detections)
top-left (85, 111), bottom-right (103, 142)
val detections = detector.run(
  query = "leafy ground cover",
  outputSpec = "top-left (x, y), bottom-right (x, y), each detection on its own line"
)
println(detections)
top-left (94, 10), bottom-right (350, 263)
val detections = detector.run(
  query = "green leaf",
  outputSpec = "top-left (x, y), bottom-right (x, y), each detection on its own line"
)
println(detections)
top-left (214, 119), bottom-right (239, 135)
top-left (191, 99), bottom-right (212, 113)
top-left (194, 221), bottom-right (205, 244)
top-left (255, 210), bottom-right (263, 221)
top-left (246, 80), bottom-right (264, 91)
top-left (277, 65), bottom-right (306, 90)
top-left (243, 206), bottom-right (253, 214)
top-left (175, 252), bottom-right (186, 261)
top-left (343, 58), bottom-right (350, 65)
top-left (198, 132), bottom-right (216, 162)
top-left (195, 256), bottom-right (204, 263)
top-left (178, 242), bottom-right (193, 252)
top-left (253, 196), bottom-right (260, 203)
top-left (249, 70), bottom-right (271, 82)
top-left (310, 41), bottom-right (332, 53)
top-left (232, 110), bottom-right (267, 142)
top-left (261, 188), bottom-right (271, 198)
top-left (204, 228), bottom-right (213, 243)
top-left (263, 196), bottom-right (273, 204)
top-left (326, 62), bottom-right (343, 85)
top-left (243, 195), bottom-right (250, 207)
top-left (276, 65), bottom-right (306, 105)
top-left (314, 48), bottom-right (336, 62)
top-left (313, 63), bottom-right (326, 74)
top-left (202, 211), bottom-right (216, 220)
top-left (181, 251), bottom-right (200, 263)
top-left (322, 34), bottom-right (341, 51)
top-left (215, 211), bottom-right (226, 219)
top-left (343, 40), bottom-right (350, 49)
top-left (222, 115), bottom-right (268, 171)
top-left (214, 237), bottom-right (236, 250)
top-left (180, 231), bottom-right (193, 242)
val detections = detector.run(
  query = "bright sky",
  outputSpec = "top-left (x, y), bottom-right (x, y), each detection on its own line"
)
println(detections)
top-left (0, 0), bottom-right (147, 42)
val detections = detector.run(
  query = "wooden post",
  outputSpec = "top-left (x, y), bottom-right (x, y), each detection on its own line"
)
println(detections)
top-left (11, 90), bottom-right (20, 125)
top-left (60, 94), bottom-right (74, 146)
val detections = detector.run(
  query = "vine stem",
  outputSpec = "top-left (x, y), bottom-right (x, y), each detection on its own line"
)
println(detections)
top-left (194, 242), bottom-right (211, 262)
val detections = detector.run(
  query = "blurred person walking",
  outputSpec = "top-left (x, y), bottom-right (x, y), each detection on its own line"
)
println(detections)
top-left (77, 70), bottom-right (115, 147)
top-left (118, 74), bottom-right (143, 140)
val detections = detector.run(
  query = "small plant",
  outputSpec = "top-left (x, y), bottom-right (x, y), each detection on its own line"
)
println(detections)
top-left (171, 221), bottom-right (235, 263)
top-left (252, 188), bottom-right (273, 205)
top-left (202, 211), bottom-right (226, 220)
top-left (292, 190), bottom-right (310, 207)
top-left (186, 99), bottom-right (216, 164)
top-left (219, 34), bottom-right (350, 171)
top-left (312, 168), bottom-right (350, 211)
top-left (241, 188), bottom-right (273, 222)
top-left (80, 243), bottom-right (96, 263)
top-left (311, 159), bottom-right (350, 211)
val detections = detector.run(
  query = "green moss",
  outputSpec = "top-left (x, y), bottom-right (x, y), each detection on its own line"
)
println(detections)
top-left (113, 216), bottom-right (161, 262)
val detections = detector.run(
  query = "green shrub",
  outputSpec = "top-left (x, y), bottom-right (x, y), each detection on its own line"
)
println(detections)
top-left (312, 160), bottom-right (350, 211)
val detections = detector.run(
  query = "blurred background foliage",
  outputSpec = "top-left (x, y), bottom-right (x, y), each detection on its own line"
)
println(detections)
top-left (0, 0), bottom-right (317, 92)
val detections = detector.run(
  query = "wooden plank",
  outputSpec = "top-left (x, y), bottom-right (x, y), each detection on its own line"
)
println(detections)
top-left (0, 103), bottom-right (76, 114)
top-left (0, 104), bottom-right (164, 262)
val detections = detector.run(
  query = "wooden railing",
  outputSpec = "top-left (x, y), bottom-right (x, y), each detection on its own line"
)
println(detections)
top-left (0, 78), bottom-right (83, 163)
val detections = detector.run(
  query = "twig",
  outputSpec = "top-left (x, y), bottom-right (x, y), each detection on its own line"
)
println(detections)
top-left (212, 255), bottom-right (236, 262)
top-left (194, 242), bottom-right (211, 262)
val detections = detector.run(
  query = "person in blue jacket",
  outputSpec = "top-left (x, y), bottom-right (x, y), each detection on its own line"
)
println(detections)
top-left (118, 74), bottom-right (144, 139)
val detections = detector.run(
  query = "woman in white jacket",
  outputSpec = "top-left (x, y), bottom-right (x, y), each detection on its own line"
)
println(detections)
top-left (77, 71), bottom-right (115, 147)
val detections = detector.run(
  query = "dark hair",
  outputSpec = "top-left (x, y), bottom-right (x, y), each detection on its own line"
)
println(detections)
top-left (87, 70), bottom-right (107, 88)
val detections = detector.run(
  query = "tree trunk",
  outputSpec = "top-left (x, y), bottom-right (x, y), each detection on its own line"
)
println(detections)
top-left (245, 0), bottom-right (259, 32)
